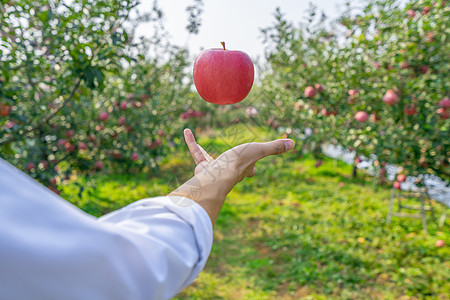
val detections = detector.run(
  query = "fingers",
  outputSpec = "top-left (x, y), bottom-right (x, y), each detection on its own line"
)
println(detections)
top-left (184, 128), bottom-right (207, 165)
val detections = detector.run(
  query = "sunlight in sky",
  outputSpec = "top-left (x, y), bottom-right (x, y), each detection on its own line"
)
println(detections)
top-left (136, 0), bottom-right (347, 62)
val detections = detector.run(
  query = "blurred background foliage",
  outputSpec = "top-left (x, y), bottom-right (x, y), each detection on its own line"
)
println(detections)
top-left (0, 0), bottom-right (449, 191)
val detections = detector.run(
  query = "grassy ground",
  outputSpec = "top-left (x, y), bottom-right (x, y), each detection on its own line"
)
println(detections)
top-left (61, 125), bottom-right (449, 299)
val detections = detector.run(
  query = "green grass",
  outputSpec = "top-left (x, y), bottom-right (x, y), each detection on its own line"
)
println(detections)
top-left (61, 127), bottom-right (450, 299)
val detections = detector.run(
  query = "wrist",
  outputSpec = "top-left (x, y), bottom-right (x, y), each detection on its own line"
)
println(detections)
top-left (169, 168), bottom-right (236, 227)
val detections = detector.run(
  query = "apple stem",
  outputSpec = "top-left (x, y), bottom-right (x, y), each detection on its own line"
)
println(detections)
top-left (220, 41), bottom-right (226, 50)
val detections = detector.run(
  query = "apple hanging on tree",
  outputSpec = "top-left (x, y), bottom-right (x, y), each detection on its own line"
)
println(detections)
top-left (193, 42), bottom-right (254, 105)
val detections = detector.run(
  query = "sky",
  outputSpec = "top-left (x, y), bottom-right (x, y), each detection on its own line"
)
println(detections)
top-left (137, 0), bottom-right (348, 62)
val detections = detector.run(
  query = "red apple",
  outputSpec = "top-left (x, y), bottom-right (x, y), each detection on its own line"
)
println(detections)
top-left (65, 142), bottom-right (75, 153)
top-left (93, 161), bottom-right (104, 170)
top-left (422, 6), bottom-right (430, 15)
top-left (119, 101), bottom-right (128, 110)
top-left (355, 111), bottom-right (368, 122)
top-left (158, 130), bottom-right (165, 137)
top-left (78, 142), bottom-right (87, 150)
top-left (57, 139), bottom-right (68, 147)
top-left (5, 121), bottom-right (15, 129)
top-left (155, 139), bottom-right (162, 147)
top-left (397, 174), bottom-right (406, 182)
top-left (321, 108), bottom-right (331, 116)
top-left (193, 42), bottom-right (254, 105)
top-left (65, 130), bottom-right (74, 138)
top-left (27, 162), bottom-right (35, 172)
top-left (435, 240), bottom-right (445, 247)
top-left (403, 104), bottom-right (417, 116)
top-left (99, 112), bottom-right (109, 121)
top-left (118, 116), bottom-right (126, 126)
top-left (370, 113), bottom-right (380, 122)
top-left (111, 151), bottom-right (121, 159)
top-left (131, 152), bottom-right (139, 161)
top-left (383, 89), bottom-right (399, 105)
top-left (304, 86), bottom-right (316, 98)
top-left (407, 9), bottom-right (416, 18)
top-left (393, 181), bottom-right (401, 190)
top-left (314, 84), bottom-right (323, 92)
top-left (355, 157), bottom-right (362, 164)
top-left (348, 89), bottom-right (359, 97)
top-left (439, 97), bottom-right (450, 108)
top-left (400, 61), bottom-right (409, 69)
top-left (437, 108), bottom-right (449, 119)
top-left (419, 65), bottom-right (429, 74)
top-left (0, 103), bottom-right (10, 116)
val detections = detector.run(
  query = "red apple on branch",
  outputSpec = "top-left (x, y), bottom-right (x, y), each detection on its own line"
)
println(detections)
top-left (348, 89), bottom-right (358, 97)
top-left (397, 174), bottom-right (406, 182)
top-left (0, 103), bottom-right (10, 116)
top-left (304, 86), bottom-right (316, 98)
top-left (314, 84), bottom-right (323, 92)
top-left (27, 162), bottom-right (35, 172)
top-left (193, 42), bottom-right (254, 105)
top-left (99, 112), bottom-right (109, 121)
top-left (119, 101), bottom-right (128, 110)
top-left (437, 108), bottom-right (449, 119)
top-left (439, 97), bottom-right (450, 108)
top-left (131, 152), bottom-right (139, 161)
top-left (93, 161), bottom-right (104, 170)
top-left (407, 9), bottom-right (416, 18)
top-left (355, 111), bottom-right (368, 122)
top-left (383, 89), bottom-right (399, 105)
top-left (435, 240), bottom-right (445, 248)
top-left (404, 105), bottom-right (417, 116)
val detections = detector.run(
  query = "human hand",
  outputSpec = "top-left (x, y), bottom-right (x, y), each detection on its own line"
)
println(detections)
top-left (184, 128), bottom-right (258, 180)
top-left (169, 128), bottom-right (295, 226)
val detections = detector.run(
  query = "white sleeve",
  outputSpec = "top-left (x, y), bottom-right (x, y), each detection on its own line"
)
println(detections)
top-left (0, 158), bottom-right (213, 300)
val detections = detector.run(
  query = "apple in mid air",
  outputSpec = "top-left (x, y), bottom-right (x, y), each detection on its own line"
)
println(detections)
top-left (193, 42), bottom-right (254, 105)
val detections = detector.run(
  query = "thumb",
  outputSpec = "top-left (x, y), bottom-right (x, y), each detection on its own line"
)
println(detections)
top-left (257, 139), bottom-right (295, 160)
top-left (233, 139), bottom-right (295, 164)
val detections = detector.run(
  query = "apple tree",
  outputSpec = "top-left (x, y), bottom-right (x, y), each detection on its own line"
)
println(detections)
top-left (0, 0), bottom-right (205, 192)
top-left (256, 0), bottom-right (449, 181)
